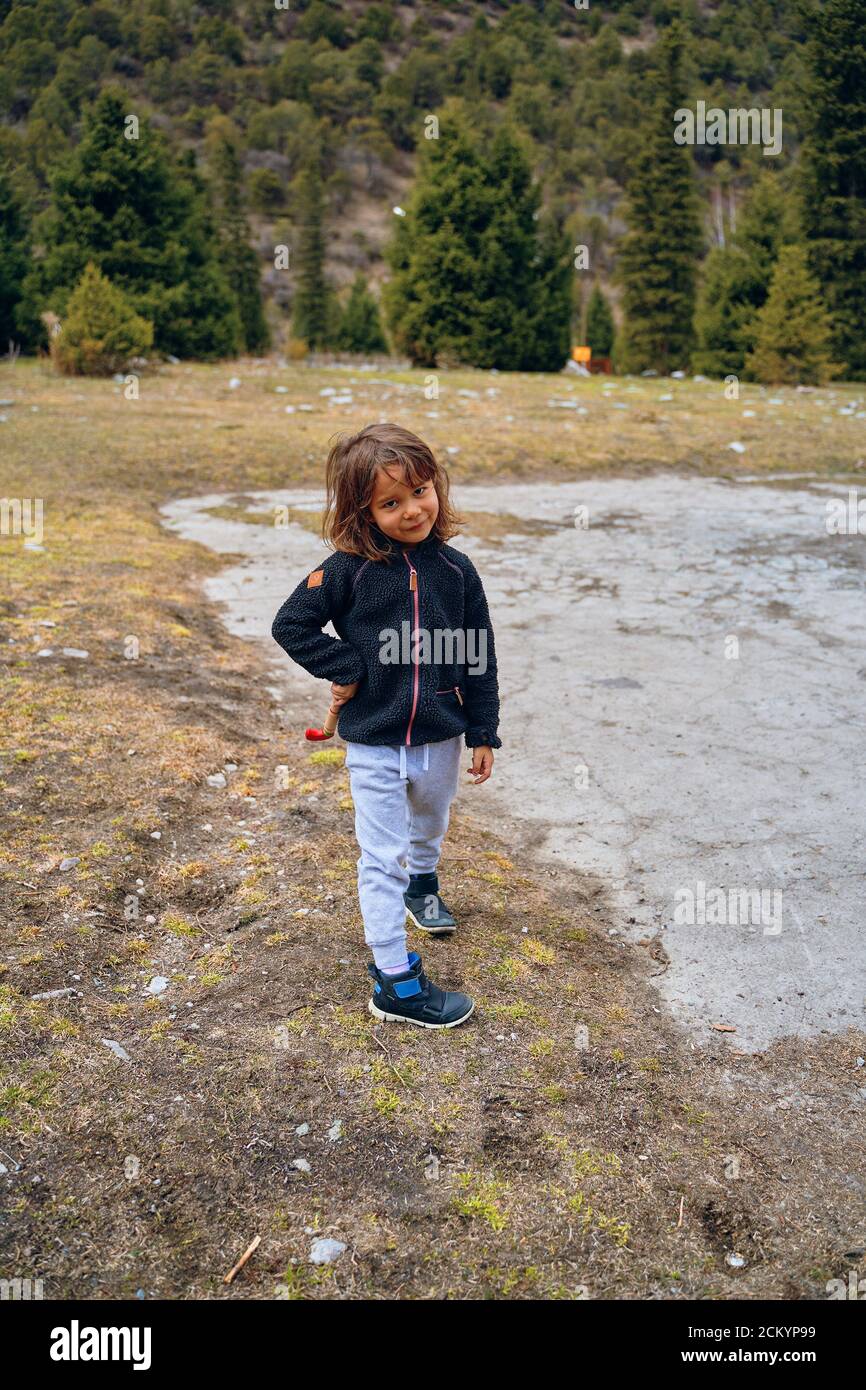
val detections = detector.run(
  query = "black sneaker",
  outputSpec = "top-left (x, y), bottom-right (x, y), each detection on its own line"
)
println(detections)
top-left (404, 871), bottom-right (457, 935)
top-left (367, 952), bottom-right (474, 1029)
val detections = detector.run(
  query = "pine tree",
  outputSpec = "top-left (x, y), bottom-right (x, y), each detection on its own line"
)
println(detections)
top-left (207, 122), bottom-right (270, 354)
top-left (585, 282), bottom-right (614, 357)
top-left (292, 157), bottom-right (332, 350)
top-left (514, 210), bottom-right (573, 373)
top-left (745, 244), bottom-right (842, 386)
top-left (799, 0), bottom-right (866, 380)
top-left (0, 162), bottom-right (30, 350)
top-left (467, 121), bottom-right (541, 369)
top-left (336, 273), bottom-right (388, 353)
top-left (693, 173), bottom-right (791, 377)
top-left (616, 23), bottom-right (703, 374)
top-left (18, 87), bottom-right (241, 361)
top-left (52, 261), bottom-right (154, 376)
top-left (384, 103), bottom-right (494, 368)
top-left (384, 104), bottom-right (571, 370)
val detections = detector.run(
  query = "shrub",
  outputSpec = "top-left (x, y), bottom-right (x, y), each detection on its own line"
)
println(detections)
top-left (48, 262), bottom-right (153, 376)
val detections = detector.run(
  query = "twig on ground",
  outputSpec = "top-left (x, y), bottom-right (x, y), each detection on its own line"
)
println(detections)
top-left (223, 1234), bottom-right (261, 1285)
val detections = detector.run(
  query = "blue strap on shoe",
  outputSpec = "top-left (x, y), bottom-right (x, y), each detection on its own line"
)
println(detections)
top-left (393, 977), bottom-right (422, 999)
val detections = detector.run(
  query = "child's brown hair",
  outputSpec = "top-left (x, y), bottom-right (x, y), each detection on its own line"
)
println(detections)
top-left (322, 422), bottom-right (463, 562)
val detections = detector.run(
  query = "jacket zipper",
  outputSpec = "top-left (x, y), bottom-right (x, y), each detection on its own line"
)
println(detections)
top-left (403, 552), bottom-right (420, 745)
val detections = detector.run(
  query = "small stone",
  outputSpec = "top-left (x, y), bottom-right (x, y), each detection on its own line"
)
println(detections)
top-left (309, 1238), bottom-right (346, 1265)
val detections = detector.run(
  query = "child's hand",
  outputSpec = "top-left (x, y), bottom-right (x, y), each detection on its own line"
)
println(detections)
top-left (330, 680), bottom-right (359, 707)
top-left (467, 746), bottom-right (494, 785)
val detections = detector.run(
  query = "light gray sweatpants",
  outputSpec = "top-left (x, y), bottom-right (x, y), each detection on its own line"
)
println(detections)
top-left (344, 735), bottom-right (464, 969)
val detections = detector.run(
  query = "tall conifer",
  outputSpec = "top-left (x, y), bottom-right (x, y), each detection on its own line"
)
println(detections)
top-left (18, 87), bottom-right (241, 360)
top-left (208, 123), bottom-right (270, 354)
top-left (617, 23), bottom-right (702, 374)
top-left (292, 157), bottom-right (331, 350)
top-left (799, 0), bottom-right (866, 379)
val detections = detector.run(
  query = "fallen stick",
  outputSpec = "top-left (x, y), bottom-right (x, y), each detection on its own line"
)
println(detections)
top-left (223, 1234), bottom-right (261, 1285)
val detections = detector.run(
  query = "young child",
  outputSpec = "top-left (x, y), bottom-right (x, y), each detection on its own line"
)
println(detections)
top-left (271, 422), bottom-right (502, 1029)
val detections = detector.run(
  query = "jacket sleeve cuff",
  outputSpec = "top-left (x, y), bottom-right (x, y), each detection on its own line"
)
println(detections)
top-left (464, 728), bottom-right (502, 750)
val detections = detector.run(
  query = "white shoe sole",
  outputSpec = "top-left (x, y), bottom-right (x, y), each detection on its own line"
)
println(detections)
top-left (406, 907), bottom-right (456, 935)
top-left (368, 998), bottom-right (475, 1029)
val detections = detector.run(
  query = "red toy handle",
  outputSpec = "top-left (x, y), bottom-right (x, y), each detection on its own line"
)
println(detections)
top-left (305, 701), bottom-right (341, 742)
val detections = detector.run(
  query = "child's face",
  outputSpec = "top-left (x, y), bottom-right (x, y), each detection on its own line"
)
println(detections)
top-left (368, 464), bottom-right (440, 546)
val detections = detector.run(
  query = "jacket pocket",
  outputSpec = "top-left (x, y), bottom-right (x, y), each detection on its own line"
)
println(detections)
top-left (435, 683), bottom-right (464, 706)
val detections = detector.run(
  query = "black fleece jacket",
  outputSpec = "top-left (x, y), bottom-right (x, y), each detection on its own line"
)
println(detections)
top-left (271, 522), bottom-right (502, 750)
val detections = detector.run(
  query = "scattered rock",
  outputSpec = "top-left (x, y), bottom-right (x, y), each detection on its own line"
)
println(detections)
top-left (309, 1238), bottom-right (346, 1265)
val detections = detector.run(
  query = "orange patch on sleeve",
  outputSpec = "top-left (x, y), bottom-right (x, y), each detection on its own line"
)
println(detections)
top-left (307, 569), bottom-right (324, 588)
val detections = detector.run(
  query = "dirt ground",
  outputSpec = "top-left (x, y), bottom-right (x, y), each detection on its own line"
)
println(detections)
top-left (1, 357), bottom-right (864, 1300)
